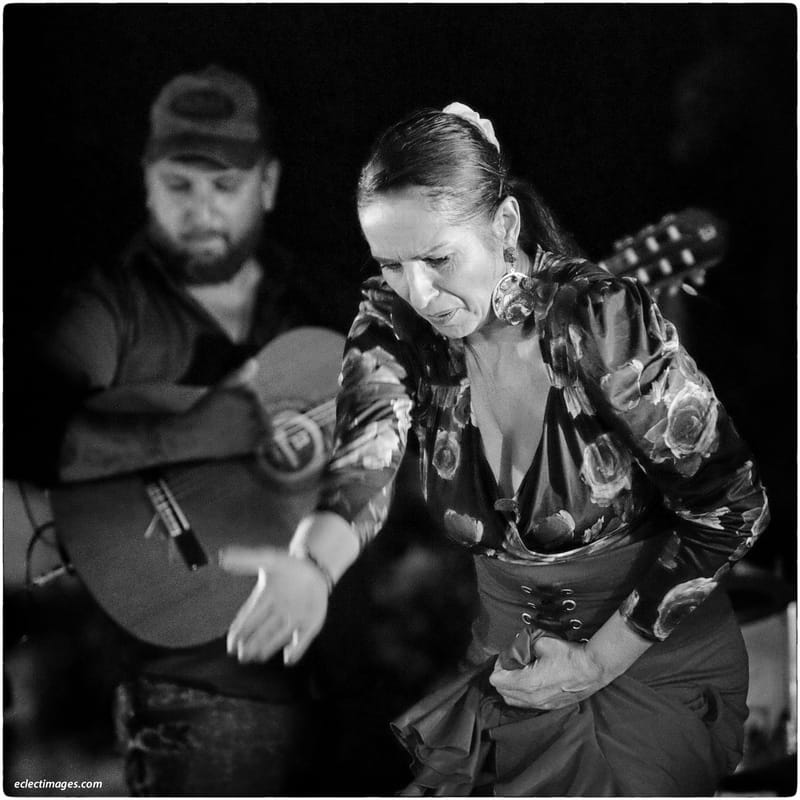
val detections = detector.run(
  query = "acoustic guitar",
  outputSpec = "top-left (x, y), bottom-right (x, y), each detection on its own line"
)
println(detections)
top-left (50, 327), bottom-right (345, 648)
top-left (48, 209), bottom-right (727, 649)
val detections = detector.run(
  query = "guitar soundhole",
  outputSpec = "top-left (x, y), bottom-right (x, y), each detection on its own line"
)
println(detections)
top-left (257, 410), bottom-right (326, 484)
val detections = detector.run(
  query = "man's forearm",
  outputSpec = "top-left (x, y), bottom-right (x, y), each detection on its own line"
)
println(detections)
top-left (58, 411), bottom-right (196, 481)
top-left (58, 387), bottom-right (269, 482)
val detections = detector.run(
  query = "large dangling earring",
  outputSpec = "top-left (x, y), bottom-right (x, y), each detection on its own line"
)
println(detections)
top-left (492, 246), bottom-right (535, 325)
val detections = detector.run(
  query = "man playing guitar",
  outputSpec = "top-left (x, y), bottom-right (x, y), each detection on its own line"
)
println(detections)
top-left (33, 65), bottom-right (335, 796)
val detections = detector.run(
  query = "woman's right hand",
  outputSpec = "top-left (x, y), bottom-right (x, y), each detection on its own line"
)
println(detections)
top-left (219, 546), bottom-right (329, 665)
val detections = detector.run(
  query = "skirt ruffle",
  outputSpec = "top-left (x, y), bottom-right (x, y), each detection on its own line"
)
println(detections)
top-left (391, 628), bottom-right (740, 797)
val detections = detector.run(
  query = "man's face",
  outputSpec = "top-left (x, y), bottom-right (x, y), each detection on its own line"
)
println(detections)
top-left (144, 157), bottom-right (279, 284)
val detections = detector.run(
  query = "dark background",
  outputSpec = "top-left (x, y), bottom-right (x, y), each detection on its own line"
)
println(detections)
top-left (5, 1), bottom-right (796, 568)
top-left (2, 3), bottom-right (797, 795)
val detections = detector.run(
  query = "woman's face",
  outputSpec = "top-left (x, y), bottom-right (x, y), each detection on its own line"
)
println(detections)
top-left (359, 187), bottom-right (508, 339)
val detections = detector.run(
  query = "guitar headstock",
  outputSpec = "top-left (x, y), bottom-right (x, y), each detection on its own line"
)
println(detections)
top-left (598, 208), bottom-right (728, 297)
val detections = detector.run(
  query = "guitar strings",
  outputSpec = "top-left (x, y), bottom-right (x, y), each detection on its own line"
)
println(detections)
top-left (163, 417), bottom-right (339, 497)
top-left (272, 402), bottom-right (337, 440)
top-left (161, 398), bottom-right (338, 498)
top-left (277, 398), bottom-right (337, 428)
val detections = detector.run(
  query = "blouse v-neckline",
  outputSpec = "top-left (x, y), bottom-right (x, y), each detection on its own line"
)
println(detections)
top-left (457, 244), bottom-right (554, 501)
top-left (463, 332), bottom-right (552, 503)
top-left (467, 382), bottom-right (553, 506)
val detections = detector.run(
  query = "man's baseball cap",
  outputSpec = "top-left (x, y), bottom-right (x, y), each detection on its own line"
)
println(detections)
top-left (144, 65), bottom-right (271, 169)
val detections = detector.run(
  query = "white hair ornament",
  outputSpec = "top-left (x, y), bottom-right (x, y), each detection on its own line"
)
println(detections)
top-left (442, 102), bottom-right (501, 152)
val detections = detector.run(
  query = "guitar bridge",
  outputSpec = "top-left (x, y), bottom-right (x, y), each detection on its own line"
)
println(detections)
top-left (143, 472), bottom-right (208, 570)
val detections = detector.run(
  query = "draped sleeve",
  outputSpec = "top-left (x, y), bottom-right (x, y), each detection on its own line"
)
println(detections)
top-left (549, 269), bottom-right (770, 641)
top-left (316, 277), bottom-right (418, 548)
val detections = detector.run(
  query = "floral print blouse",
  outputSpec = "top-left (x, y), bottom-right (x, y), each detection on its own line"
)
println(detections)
top-left (316, 250), bottom-right (770, 641)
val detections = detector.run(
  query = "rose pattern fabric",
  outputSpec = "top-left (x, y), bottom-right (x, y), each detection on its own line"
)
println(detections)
top-left (351, 485), bottom-right (393, 547)
top-left (433, 429), bottom-right (461, 480)
top-left (647, 303), bottom-right (681, 355)
top-left (672, 505), bottom-right (730, 531)
top-left (444, 509), bottom-right (485, 546)
top-left (644, 382), bottom-right (720, 477)
top-left (653, 577), bottom-right (719, 640)
top-left (528, 510), bottom-right (576, 550)
top-left (600, 358), bottom-right (644, 412)
top-left (619, 589), bottom-right (640, 619)
top-left (544, 335), bottom-right (577, 388)
top-left (392, 397), bottom-right (414, 440)
top-left (528, 275), bottom-right (560, 328)
top-left (581, 515), bottom-right (605, 543)
top-left (347, 298), bottom-right (393, 341)
top-left (580, 433), bottom-right (633, 507)
top-left (656, 533), bottom-right (682, 570)
top-left (328, 420), bottom-right (399, 471)
top-left (340, 345), bottom-right (408, 388)
top-left (729, 502), bottom-right (771, 562)
top-left (316, 254), bottom-right (769, 641)
top-left (452, 380), bottom-right (472, 427)
top-left (562, 383), bottom-right (595, 419)
top-left (320, 337), bottom-right (414, 525)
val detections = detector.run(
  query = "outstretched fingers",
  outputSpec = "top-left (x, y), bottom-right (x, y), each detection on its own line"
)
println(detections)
top-left (221, 546), bottom-right (330, 666)
top-left (237, 611), bottom-right (295, 663)
top-left (226, 567), bottom-right (291, 662)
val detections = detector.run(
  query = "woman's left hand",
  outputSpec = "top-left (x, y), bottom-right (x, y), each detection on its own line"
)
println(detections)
top-left (489, 635), bottom-right (609, 710)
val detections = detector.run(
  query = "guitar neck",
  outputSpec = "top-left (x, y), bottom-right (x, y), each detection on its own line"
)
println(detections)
top-left (597, 208), bottom-right (727, 295)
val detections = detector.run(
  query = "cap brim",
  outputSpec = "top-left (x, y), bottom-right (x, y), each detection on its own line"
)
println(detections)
top-left (145, 134), bottom-right (263, 169)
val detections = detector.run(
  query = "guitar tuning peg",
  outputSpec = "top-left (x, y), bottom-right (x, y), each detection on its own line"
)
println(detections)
top-left (681, 283), bottom-right (699, 297)
top-left (613, 235), bottom-right (634, 252)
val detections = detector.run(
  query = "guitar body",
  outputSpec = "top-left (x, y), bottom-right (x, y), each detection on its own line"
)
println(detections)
top-left (51, 327), bottom-right (345, 649)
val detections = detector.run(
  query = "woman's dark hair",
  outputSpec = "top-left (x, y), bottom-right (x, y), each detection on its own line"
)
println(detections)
top-left (357, 108), bottom-right (581, 257)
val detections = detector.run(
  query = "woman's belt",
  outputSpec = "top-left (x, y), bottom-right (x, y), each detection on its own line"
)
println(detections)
top-left (471, 529), bottom-right (671, 652)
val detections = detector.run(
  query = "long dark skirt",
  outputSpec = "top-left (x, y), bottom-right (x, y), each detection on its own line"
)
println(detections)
top-left (392, 533), bottom-right (748, 796)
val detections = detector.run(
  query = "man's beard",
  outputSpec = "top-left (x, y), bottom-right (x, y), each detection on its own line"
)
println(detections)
top-left (147, 216), bottom-right (264, 286)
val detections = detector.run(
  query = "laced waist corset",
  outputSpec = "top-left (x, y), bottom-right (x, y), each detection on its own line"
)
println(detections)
top-left (469, 529), bottom-right (670, 656)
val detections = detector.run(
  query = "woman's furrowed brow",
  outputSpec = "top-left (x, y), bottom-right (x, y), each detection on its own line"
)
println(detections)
top-left (374, 244), bottom-right (451, 264)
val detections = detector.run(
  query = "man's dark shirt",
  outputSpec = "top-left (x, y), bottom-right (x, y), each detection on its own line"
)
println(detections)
top-left (33, 231), bottom-right (336, 699)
